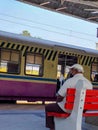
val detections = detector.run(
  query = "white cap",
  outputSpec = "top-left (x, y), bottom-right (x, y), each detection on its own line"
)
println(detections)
top-left (70, 64), bottom-right (84, 73)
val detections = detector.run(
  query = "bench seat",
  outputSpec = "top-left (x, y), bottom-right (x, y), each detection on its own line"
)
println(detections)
top-left (46, 80), bottom-right (98, 130)
top-left (47, 111), bottom-right (98, 118)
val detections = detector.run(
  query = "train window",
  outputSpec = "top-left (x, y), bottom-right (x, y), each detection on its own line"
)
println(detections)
top-left (25, 53), bottom-right (43, 76)
top-left (0, 49), bottom-right (20, 74)
top-left (1, 51), bottom-right (10, 60)
top-left (91, 62), bottom-right (98, 82)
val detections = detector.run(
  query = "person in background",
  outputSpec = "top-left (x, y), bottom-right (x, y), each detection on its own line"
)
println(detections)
top-left (56, 77), bottom-right (60, 92)
top-left (59, 74), bottom-right (65, 87)
top-left (66, 71), bottom-right (73, 79)
top-left (56, 74), bottom-right (65, 92)
top-left (45, 64), bottom-right (92, 130)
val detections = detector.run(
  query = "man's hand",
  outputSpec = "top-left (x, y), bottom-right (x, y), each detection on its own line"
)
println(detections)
top-left (56, 94), bottom-right (64, 102)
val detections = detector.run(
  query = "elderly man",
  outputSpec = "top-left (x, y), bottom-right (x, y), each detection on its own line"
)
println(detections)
top-left (45, 64), bottom-right (92, 130)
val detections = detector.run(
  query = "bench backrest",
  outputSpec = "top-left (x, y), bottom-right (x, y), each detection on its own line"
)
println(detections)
top-left (65, 88), bottom-right (98, 111)
top-left (63, 79), bottom-right (98, 126)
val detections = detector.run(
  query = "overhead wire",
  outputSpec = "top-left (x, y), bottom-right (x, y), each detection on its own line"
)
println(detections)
top-left (0, 13), bottom-right (97, 43)
top-left (0, 13), bottom-right (95, 37)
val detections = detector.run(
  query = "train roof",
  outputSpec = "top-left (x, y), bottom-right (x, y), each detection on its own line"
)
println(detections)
top-left (0, 30), bottom-right (98, 56)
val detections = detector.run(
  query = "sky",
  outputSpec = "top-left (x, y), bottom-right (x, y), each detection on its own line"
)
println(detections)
top-left (0, 0), bottom-right (98, 49)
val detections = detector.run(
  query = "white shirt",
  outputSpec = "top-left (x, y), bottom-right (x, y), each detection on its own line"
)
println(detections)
top-left (57, 73), bottom-right (93, 112)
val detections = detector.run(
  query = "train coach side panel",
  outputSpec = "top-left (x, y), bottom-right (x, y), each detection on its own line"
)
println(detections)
top-left (0, 79), bottom-right (56, 99)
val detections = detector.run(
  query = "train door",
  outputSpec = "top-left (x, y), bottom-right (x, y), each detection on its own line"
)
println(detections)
top-left (56, 54), bottom-right (77, 91)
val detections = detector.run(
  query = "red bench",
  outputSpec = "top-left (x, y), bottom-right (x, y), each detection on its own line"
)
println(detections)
top-left (47, 80), bottom-right (98, 130)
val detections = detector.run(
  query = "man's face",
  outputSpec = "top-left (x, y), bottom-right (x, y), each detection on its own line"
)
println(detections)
top-left (70, 68), bottom-right (77, 76)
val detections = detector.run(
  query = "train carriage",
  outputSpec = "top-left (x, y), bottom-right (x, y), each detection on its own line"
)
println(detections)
top-left (0, 30), bottom-right (98, 102)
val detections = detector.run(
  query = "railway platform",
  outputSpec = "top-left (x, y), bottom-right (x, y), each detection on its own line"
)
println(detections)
top-left (0, 109), bottom-right (98, 130)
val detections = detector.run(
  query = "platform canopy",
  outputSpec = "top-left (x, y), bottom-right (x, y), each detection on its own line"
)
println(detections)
top-left (17, 0), bottom-right (98, 23)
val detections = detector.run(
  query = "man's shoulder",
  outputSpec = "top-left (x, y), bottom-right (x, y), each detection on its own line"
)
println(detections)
top-left (65, 77), bottom-right (74, 82)
top-left (82, 78), bottom-right (93, 89)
